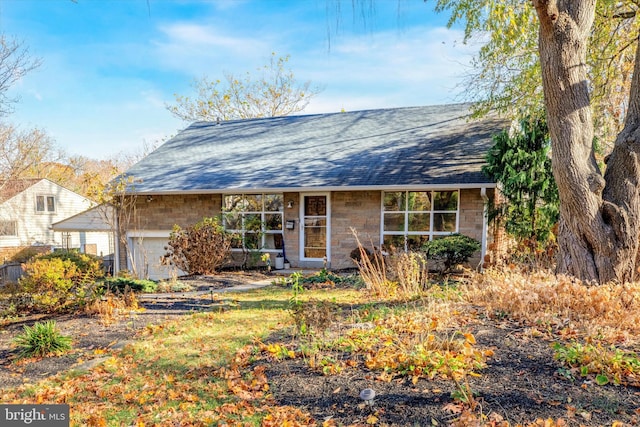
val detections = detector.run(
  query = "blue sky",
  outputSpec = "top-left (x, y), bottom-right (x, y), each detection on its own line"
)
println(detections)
top-left (0, 0), bottom-right (478, 159)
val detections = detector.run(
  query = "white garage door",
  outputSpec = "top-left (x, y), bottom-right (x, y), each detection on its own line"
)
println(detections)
top-left (130, 236), bottom-right (184, 280)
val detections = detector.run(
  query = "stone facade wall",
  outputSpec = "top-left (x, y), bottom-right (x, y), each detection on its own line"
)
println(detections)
top-left (458, 188), bottom-right (493, 268)
top-left (133, 194), bottom-right (221, 230)
top-left (117, 194), bottom-right (222, 272)
top-left (117, 189), bottom-right (490, 273)
top-left (282, 192), bottom-right (300, 267)
top-left (330, 191), bottom-right (381, 270)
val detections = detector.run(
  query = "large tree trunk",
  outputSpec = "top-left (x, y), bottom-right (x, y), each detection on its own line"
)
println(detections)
top-left (534, 0), bottom-right (640, 283)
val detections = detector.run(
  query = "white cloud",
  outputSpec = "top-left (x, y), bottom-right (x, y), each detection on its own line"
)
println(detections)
top-left (294, 26), bottom-right (478, 113)
top-left (152, 22), bottom-right (274, 76)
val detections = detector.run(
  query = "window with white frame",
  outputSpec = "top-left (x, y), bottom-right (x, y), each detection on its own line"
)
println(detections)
top-left (35, 195), bottom-right (56, 213)
top-left (382, 190), bottom-right (459, 251)
top-left (0, 220), bottom-right (17, 236)
top-left (222, 194), bottom-right (284, 251)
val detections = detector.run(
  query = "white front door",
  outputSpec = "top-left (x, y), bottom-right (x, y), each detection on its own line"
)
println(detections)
top-left (300, 193), bottom-right (330, 264)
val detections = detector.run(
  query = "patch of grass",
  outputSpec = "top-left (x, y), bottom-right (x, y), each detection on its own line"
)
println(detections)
top-left (13, 320), bottom-right (72, 358)
top-left (2, 285), bottom-right (337, 426)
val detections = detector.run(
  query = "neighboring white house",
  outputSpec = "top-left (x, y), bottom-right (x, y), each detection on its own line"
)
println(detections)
top-left (0, 179), bottom-right (112, 261)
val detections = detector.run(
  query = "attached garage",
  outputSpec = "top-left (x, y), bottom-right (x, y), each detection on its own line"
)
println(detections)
top-left (128, 231), bottom-right (184, 280)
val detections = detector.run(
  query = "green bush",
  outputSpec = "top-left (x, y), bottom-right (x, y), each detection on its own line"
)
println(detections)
top-left (19, 251), bottom-right (105, 312)
top-left (38, 251), bottom-right (104, 284)
top-left (13, 320), bottom-right (72, 358)
top-left (422, 234), bottom-right (481, 273)
top-left (19, 258), bottom-right (78, 310)
top-left (101, 277), bottom-right (158, 293)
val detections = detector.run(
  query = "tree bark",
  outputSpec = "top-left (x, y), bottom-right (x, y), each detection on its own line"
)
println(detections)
top-left (534, 0), bottom-right (640, 283)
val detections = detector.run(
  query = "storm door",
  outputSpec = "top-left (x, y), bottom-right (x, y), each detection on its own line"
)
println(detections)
top-left (300, 194), bottom-right (330, 262)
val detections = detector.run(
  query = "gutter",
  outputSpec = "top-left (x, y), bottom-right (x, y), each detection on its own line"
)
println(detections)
top-left (123, 183), bottom-right (498, 196)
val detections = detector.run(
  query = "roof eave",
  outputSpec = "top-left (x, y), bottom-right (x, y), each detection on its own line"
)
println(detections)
top-left (125, 182), bottom-right (497, 196)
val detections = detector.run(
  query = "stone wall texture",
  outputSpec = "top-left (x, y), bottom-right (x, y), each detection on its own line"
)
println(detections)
top-left (119, 189), bottom-right (490, 272)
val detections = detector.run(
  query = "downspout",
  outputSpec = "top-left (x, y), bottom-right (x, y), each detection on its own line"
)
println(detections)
top-left (480, 187), bottom-right (489, 271)
top-left (113, 206), bottom-right (120, 276)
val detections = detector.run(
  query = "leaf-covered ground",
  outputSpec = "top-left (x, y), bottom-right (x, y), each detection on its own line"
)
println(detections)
top-left (1, 269), bottom-right (640, 426)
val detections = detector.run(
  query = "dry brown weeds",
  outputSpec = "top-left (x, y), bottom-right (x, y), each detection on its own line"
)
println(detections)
top-left (462, 267), bottom-right (640, 346)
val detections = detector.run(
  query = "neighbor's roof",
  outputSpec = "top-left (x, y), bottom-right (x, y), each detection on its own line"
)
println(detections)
top-left (123, 103), bottom-right (506, 194)
top-left (51, 204), bottom-right (113, 232)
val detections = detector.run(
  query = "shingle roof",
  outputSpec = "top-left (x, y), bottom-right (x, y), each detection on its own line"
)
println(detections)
top-left (124, 103), bottom-right (506, 194)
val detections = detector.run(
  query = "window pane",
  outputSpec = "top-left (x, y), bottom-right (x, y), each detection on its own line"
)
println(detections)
top-left (304, 218), bottom-right (326, 227)
top-left (243, 214), bottom-right (262, 232)
top-left (244, 232), bottom-right (260, 249)
top-left (383, 192), bottom-right (404, 211)
top-left (245, 194), bottom-right (262, 212)
top-left (47, 196), bottom-right (55, 212)
top-left (264, 213), bottom-right (282, 231)
top-left (223, 195), bottom-right (244, 212)
top-left (433, 191), bottom-right (458, 211)
top-left (264, 194), bottom-right (283, 212)
top-left (407, 192), bottom-right (431, 211)
top-left (407, 235), bottom-right (430, 251)
top-left (305, 196), bottom-right (326, 216)
top-left (0, 221), bottom-right (16, 236)
top-left (304, 224), bottom-right (326, 258)
top-left (408, 213), bottom-right (430, 231)
top-left (36, 196), bottom-right (44, 212)
top-left (383, 213), bottom-right (405, 231)
top-left (433, 213), bottom-right (457, 232)
top-left (224, 213), bottom-right (241, 230)
top-left (230, 234), bottom-right (243, 249)
top-left (264, 233), bottom-right (284, 250)
top-left (383, 234), bottom-right (405, 251)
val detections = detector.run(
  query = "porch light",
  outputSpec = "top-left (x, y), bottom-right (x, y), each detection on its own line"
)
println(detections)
top-left (287, 200), bottom-right (294, 209)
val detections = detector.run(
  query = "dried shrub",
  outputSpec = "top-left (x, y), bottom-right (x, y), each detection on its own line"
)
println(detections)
top-left (85, 288), bottom-right (138, 325)
top-left (352, 231), bottom-right (394, 298)
top-left (289, 298), bottom-right (337, 335)
top-left (163, 217), bottom-right (234, 275)
top-left (464, 267), bottom-right (640, 345)
top-left (387, 251), bottom-right (429, 296)
top-left (352, 229), bottom-right (429, 301)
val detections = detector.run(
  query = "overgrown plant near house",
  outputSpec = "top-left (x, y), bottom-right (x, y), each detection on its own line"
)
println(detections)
top-left (422, 234), bottom-right (480, 274)
top-left (18, 251), bottom-right (104, 312)
top-left (163, 216), bottom-right (234, 275)
top-left (353, 235), bottom-right (432, 301)
top-left (38, 251), bottom-right (104, 284)
top-left (482, 115), bottom-right (559, 259)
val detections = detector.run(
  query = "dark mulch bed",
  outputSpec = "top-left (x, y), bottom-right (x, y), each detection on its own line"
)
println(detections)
top-left (265, 319), bottom-right (640, 426)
